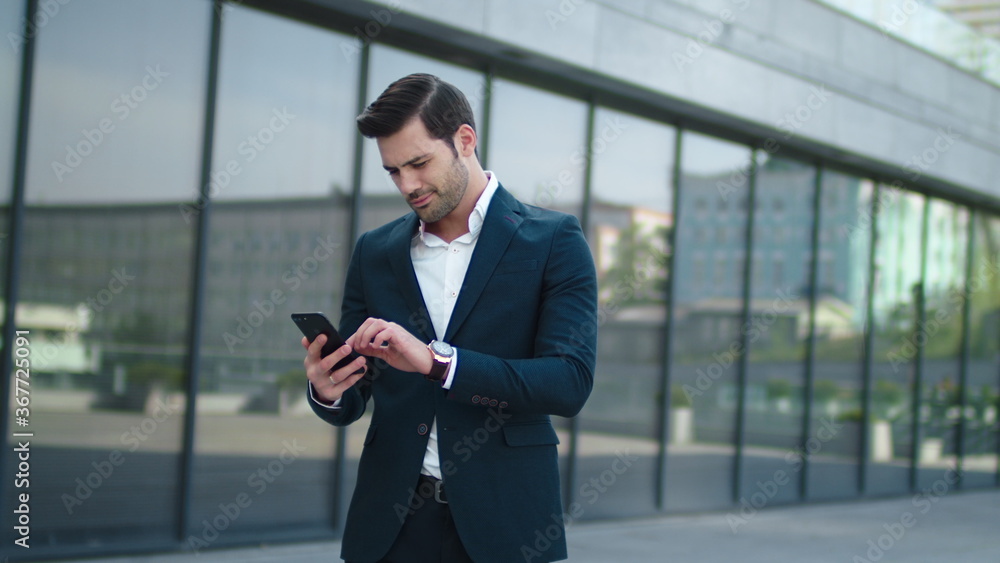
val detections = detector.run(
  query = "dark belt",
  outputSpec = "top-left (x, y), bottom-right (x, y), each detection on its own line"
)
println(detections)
top-left (417, 474), bottom-right (448, 504)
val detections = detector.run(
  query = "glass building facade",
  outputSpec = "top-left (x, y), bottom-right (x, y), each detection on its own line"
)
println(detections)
top-left (1, 0), bottom-right (998, 559)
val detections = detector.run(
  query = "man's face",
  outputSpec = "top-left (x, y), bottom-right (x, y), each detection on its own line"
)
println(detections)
top-left (378, 118), bottom-right (470, 224)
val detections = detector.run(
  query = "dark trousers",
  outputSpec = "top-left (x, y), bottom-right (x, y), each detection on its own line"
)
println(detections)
top-left (360, 476), bottom-right (474, 563)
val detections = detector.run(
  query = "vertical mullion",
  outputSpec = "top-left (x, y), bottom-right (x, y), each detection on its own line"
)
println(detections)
top-left (956, 210), bottom-right (976, 488)
top-left (733, 148), bottom-right (758, 502)
top-left (578, 98), bottom-right (595, 235)
top-left (909, 199), bottom-right (930, 492)
top-left (335, 39), bottom-right (371, 533)
top-left (176, 0), bottom-right (223, 541)
top-left (478, 67), bottom-right (493, 170)
top-left (656, 126), bottom-right (684, 510)
top-left (562, 98), bottom-right (595, 511)
top-left (858, 182), bottom-right (880, 495)
top-left (346, 43), bottom-right (369, 246)
top-left (0, 0), bottom-right (37, 520)
top-left (800, 164), bottom-right (823, 500)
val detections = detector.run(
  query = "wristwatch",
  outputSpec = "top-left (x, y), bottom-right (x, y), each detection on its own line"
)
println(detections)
top-left (425, 340), bottom-right (454, 382)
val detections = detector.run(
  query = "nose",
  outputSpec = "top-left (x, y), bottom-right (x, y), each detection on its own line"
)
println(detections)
top-left (396, 168), bottom-right (422, 196)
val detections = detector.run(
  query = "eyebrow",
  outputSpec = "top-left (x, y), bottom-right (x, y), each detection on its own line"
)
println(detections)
top-left (383, 152), bottom-right (431, 172)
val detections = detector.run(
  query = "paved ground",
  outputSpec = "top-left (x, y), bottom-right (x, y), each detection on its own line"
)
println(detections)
top-left (47, 488), bottom-right (1000, 562)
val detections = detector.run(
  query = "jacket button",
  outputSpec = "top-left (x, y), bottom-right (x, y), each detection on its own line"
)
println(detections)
top-left (499, 401), bottom-right (508, 409)
top-left (489, 399), bottom-right (499, 407)
top-left (417, 423), bottom-right (429, 435)
top-left (472, 395), bottom-right (481, 404)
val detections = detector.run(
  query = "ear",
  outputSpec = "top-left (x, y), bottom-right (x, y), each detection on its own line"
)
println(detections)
top-left (453, 124), bottom-right (478, 158)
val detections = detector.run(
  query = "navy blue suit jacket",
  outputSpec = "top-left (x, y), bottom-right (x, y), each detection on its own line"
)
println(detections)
top-left (310, 186), bottom-right (597, 563)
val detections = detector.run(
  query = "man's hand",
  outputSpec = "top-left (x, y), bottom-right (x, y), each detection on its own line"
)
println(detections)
top-left (347, 317), bottom-right (434, 376)
top-left (302, 334), bottom-right (369, 404)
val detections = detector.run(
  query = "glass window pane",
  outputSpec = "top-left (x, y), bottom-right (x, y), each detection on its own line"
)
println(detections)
top-left (487, 79), bottom-right (588, 218)
top-left (190, 6), bottom-right (360, 539)
top-left (962, 213), bottom-right (1000, 487)
top-left (918, 199), bottom-right (968, 489)
top-left (358, 45), bottom-right (488, 234)
top-left (741, 155), bottom-right (815, 505)
top-left (23, 1), bottom-right (207, 203)
top-left (12, 0), bottom-right (209, 549)
top-left (869, 188), bottom-right (925, 495)
top-left (807, 171), bottom-right (874, 500)
top-left (667, 131), bottom-right (752, 511)
top-left (578, 108), bottom-right (674, 519)
top-left (0, 0), bottom-right (21, 350)
top-left (209, 9), bottom-right (357, 201)
top-left (0, 0), bottom-right (23, 202)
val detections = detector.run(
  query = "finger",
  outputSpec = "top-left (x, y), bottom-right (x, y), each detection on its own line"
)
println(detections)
top-left (328, 361), bottom-right (369, 392)
top-left (318, 344), bottom-right (355, 373)
top-left (304, 336), bottom-right (331, 379)
top-left (356, 317), bottom-right (380, 338)
top-left (329, 355), bottom-right (368, 385)
top-left (353, 320), bottom-right (384, 353)
top-left (307, 333), bottom-right (328, 359)
top-left (304, 337), bottom-right (321, 372)
top-left (305, 343), bottom-right (350, 383)
top-left (314, 358), bottom-right (365, 404)
top-left (344, 320), bottom-right (368, 348)
top-left (371, 326), bottom-right (394, 349)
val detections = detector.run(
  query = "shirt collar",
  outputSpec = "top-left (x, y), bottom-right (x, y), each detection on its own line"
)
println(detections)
top-left (416, 171), bottom-right (500, 245)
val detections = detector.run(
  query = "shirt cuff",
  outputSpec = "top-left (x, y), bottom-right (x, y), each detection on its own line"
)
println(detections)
top-left (441, 349), bottom-right (458, 389)
top-left (308, 382), bottom-right (342, 409)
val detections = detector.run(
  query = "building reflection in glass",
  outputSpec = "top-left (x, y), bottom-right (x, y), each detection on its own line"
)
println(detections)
top-left (868, 188), bottom-right (925, 495)
top-left (807, 170), bottom-right (873, 500)
top-left (962, 213), bottom-right (1000, 487)
top-left (189, 6), bottom-right (360, 537)
top-left (915, 200), bottom-right (968, 490)
top-left (578, 108), bottom-right (674, 518)
top-left (14, 0), bottom-right (209, 545)
top-left (740, 154), bottom-right (816, 505)
top-left (666, 131), bottom-right (751, 511)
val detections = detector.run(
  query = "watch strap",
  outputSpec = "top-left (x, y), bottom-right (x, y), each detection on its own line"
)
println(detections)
top-left (425, 341), bottom-right (452, 382)
top-left (426, 358), bottom-right (448, 382)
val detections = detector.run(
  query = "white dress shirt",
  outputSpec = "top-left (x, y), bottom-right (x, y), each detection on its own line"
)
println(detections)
top-left (411, 171), bottom-right (499, 479)
top-left (311, 171), bottom-right (500, 481)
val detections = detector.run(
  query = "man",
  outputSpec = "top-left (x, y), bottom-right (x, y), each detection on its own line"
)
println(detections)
top-left (303, 73), bottom-right (596, 563)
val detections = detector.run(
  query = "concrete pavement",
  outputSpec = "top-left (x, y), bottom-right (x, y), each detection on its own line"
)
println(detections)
top-left (49, 489), bottom-right (1000, 562)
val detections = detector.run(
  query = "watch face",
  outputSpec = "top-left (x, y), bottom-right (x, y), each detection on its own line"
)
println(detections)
top-left (431, 340), bottom-right (454, 357)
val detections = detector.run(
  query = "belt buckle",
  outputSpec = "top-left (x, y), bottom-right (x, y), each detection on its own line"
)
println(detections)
top-left (434, 479), bottom-right (447, 504)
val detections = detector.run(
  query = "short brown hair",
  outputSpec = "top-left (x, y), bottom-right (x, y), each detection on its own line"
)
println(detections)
top-left (356, 73), bottom-right (475, 154)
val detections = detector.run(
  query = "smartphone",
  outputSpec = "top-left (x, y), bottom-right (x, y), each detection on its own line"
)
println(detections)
top-left (291, 312), bottom-right (362, 372)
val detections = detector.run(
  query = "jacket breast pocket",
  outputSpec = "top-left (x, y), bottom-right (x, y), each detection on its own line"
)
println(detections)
top-left (502, 422), bottom-right (560, 447)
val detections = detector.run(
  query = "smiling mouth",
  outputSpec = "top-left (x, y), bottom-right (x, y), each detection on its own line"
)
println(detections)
top-left (410, 192), bottom-right (433, 207)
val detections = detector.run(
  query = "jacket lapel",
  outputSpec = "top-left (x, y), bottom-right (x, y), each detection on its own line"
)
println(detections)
top-left (387, 214), bottom-right (436, 342)
top-left (444, 186), bottom-right (523, 342)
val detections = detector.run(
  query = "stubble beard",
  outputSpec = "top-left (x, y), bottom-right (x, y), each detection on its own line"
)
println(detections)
top-left (412, 155), bottom-right (470, 224)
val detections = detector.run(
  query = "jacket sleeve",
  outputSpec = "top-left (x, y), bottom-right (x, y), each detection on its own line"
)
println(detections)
top-left (447, 214), bottom-right (597, 418)
top-left (307, 233), bottom-right (373, 427)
